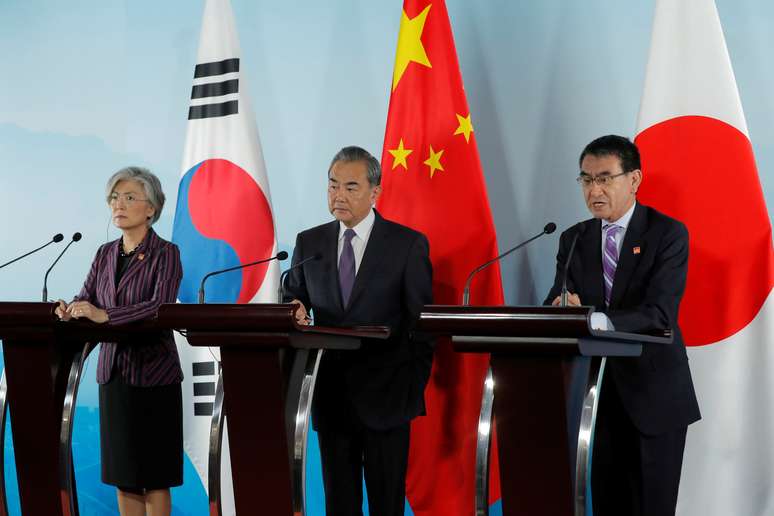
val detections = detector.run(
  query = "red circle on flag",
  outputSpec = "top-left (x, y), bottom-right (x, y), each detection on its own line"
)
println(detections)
top-left (636, 116), bottom-right (773, 346)
top-left (188, 158), bottom-right (275, 303)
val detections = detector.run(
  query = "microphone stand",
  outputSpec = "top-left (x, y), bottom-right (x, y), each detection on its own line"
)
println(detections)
top-left (0, 234), bottom-right (64, 270)
top-left (462, 223), bottom-right (556, 305)
top-left (42, 233), bottom-right (82, 301)
top-left (277, 254), bottom-right (321, 302)
top-left (560, 233), bottom-right (580, 307)
top-left (199, 252), bottom-right (288, 304)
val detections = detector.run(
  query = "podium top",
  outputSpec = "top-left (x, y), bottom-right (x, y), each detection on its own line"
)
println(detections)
top-left (158, 303), bottom-right (300, 331)
top-left (157, 303), bottom-right (390, 344)
top-left (0, 303), bottom-right (390, 347)
top-left (0, 301), bottom-right (56, 326)
top-left (418, 305), bottom-right (672, 344)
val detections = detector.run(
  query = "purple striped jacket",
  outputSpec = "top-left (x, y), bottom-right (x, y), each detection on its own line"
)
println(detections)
top-left (74, 228), bottom-right (184, 386)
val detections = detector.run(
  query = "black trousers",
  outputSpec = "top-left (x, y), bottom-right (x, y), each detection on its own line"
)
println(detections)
top-left (591, 377), bottom-right (687, 516)
top-left (317, 421), bottom-right (410, 516)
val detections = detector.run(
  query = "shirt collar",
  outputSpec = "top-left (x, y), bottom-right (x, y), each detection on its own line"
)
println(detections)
top-left (339, 208), bottom-right (375, 241)
top-left (603, 201), bottom-right (636, 231)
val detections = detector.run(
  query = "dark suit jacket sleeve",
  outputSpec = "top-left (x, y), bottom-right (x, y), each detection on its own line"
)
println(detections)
top-left (607, 220), bottom-right (689, 334)
top-left (403, 233), bottom-right (433, 337)
top-left (105, 244), bottom-right (183, 325)
top-left (283, 233), bottom-right (311, 309)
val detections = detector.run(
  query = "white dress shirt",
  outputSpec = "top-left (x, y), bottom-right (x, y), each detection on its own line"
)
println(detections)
top-left (337, 208), bottom-right (375, 275)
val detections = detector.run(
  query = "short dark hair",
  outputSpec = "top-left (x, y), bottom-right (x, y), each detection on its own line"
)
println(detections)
top-left (579, 135), bottom-right (641, 173)
top-left (328, 146), bottom-right (382, 187)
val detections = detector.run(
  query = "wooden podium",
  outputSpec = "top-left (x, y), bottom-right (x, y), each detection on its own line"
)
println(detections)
top-left (418, 305), bottom-right (671, 516)
top-left (0, 302), bottom-right (387, 516)
top-left (0, 301), bottom-right (166, 516)
top-left (0, 301), bottom-right (72, 516)
top-left (158, 303), bottom-right (389, 516)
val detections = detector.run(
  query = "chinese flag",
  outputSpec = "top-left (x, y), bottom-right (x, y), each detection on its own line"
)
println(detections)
top-left (377, 1), bottom-right (504, 514)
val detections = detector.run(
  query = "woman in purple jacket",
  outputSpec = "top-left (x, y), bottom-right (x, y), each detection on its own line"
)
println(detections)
top-left (55, 166), bottom-right (183, 516)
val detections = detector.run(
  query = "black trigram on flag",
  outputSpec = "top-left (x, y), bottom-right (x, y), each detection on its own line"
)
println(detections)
top-left (192, 360), bottom-right (220, 416)
top-left (188, 57), bottom-right (240, 120)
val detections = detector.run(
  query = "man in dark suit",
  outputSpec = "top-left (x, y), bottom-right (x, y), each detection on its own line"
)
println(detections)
top-left (284, 146), bottom-right (433, 516)
top-left (545, 135), bottom-right (701, 516)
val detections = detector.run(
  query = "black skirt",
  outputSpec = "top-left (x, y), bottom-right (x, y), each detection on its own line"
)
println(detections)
top-left (99, 373), bottom-right (183, 490)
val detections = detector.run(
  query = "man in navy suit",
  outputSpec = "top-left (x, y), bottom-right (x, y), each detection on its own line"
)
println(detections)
top-left (544, 135), bottom-right (701, 516)
top-left (284, 146), bottom-right (433, 516)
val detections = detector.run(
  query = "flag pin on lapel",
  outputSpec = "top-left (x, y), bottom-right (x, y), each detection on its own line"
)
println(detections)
top-left (633, 246), bottom-right (641, 255)
top-left (138, 253), bottom-right (145, 261)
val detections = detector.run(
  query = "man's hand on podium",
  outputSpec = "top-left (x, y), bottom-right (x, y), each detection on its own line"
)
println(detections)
top-left (552, 293), bottom-right (581, 306)
top-left (290, 299), bottom-right (311, 325)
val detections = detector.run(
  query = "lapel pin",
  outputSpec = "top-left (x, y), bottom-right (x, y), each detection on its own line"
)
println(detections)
top-left (137, 253), bottom-right (145, 261)
top-left (632, 246), bottom-right (641, 255)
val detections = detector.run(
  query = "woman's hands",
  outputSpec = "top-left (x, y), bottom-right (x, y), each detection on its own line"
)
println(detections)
top-left (54, 300), bottom-right (72, 321)
top-left (57, 300), bottom-right (109, 324)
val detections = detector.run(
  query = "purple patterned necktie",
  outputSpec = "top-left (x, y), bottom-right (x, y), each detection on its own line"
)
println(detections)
top-left (339, 228), bottom-right (356, 307)
top-left (603, 224), bottom-right (622, 306)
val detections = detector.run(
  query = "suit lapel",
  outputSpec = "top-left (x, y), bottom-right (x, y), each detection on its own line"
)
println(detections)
top-left (325, 221), bottom-right (345, 312)
top-left (345, 212), bottom-right (389, 311)
top-left (610, 203), bottom-right (646, 308)
top-left (579, 218), bottom-right (605, 309)
top-left (104, 240), bottom-right (120, 304)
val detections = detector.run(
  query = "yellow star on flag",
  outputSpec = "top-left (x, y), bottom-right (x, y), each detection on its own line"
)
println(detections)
top-left (423, 145), bottom-right (445, 178)
top-left (392, 4), bottom-right (433, 91)
top-left (454, 113), bottom-right (474, 143)
top-left (388, 138), bottom-right (413, 170)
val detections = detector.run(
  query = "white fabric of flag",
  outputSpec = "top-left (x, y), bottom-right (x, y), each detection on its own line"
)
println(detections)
top-left (635, 1), bottom-right (774, 515)
top-left (172, 1), bottom-right (280, 514)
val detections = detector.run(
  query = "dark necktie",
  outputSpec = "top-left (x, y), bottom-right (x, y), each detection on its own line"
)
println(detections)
top-left (339, 228), bottom-right (356, 306)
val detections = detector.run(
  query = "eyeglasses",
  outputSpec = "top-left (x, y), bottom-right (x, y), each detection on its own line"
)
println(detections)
top-left (108, 192), bottom-right (149, 205)
top-left (576, 171), bottom-right (629, 188)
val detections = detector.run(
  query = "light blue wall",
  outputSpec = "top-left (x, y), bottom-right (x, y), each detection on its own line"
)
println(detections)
top-left (1, 1), bottom-right (772, 514)
top-left (2, 0), bottom-right (771, 306)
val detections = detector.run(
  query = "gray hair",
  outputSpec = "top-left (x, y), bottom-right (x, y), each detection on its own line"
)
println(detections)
top-left (105, 166), bottom-right (166, 225)
top-left (328, 146), bottom-right (382, 187)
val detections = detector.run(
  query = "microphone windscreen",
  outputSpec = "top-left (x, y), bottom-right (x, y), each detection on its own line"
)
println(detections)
top-left (53, 233), bottom-right (64, 243)
top-left (276, 250), bottom-right (289, 260)
top-left (72, 232), bottom-right (82, 242)
top-left (544, 222), bottom-right (557, 234)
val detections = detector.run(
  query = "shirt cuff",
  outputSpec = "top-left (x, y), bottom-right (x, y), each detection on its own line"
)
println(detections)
top-left (590, 312), bottom-right (615, 331)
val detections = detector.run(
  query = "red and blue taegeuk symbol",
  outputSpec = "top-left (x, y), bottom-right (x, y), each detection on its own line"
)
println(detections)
top-left (172, 159), bottom-right (275, 303)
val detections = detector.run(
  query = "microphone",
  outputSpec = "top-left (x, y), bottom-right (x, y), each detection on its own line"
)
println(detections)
top-left (560, 223), bottom-right (586, 306)
top-left (462, 222), bottom-right (556, 305)
top-left (0, 233), bottom-right (64, 270)
top-left (277, 253), bottom-right (322, 302)
top-left (199, 251), bottom-right (288, 304)
top-left (42, 232), bottom-right (82, 302)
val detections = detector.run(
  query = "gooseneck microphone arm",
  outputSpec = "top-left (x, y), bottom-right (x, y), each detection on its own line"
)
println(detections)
top-left (462, 222), bottom-right (557, 305)
top-left (560, 224), bottom-right (585, 307)
top-left (277, 253), bottom-right (322, 302)
top-left (199, 251), bottom-right (289, 304)
top-left (42, 232), bottom-right (82, 302)
top-left (0, 233), bottom-right (64, 270)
